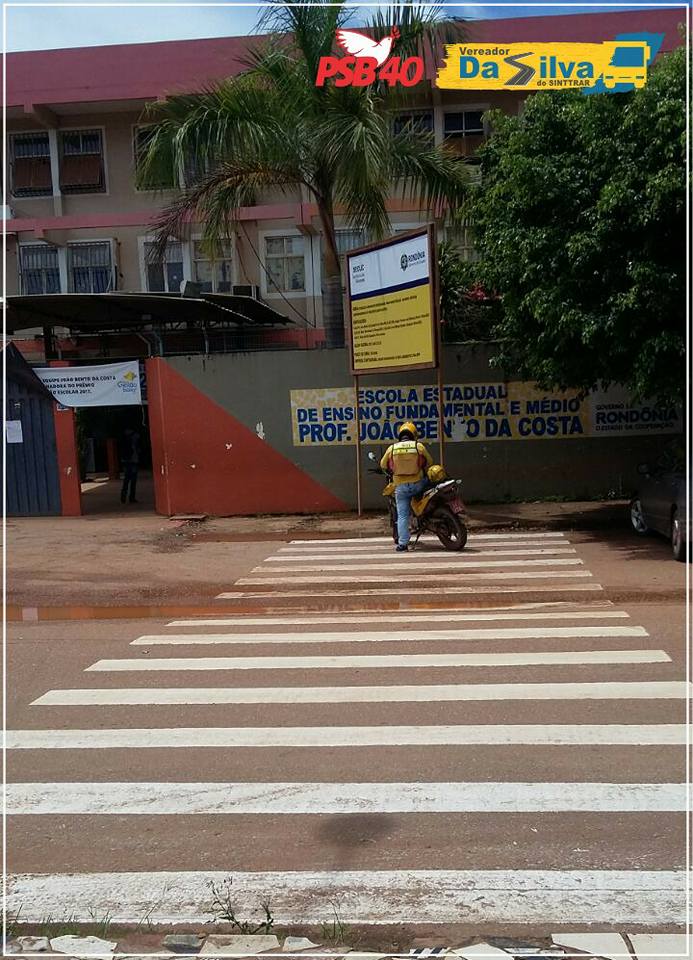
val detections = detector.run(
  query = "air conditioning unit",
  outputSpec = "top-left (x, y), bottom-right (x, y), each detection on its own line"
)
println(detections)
top-left (231, 284), bottom-right (261, 299)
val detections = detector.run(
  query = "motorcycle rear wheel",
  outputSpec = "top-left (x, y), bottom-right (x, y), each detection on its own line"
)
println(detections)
top-left (388, 499), bottom-right (399, 544)
top-left (431, 507), bottom-right (467, 551)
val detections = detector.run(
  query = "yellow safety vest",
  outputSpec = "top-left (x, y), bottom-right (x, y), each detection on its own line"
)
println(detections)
top-left (382, 440), bottom-right (431, 485)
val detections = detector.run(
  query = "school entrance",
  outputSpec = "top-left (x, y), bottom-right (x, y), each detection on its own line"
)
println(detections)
top-left (77, 404), bottom-right (153, 515)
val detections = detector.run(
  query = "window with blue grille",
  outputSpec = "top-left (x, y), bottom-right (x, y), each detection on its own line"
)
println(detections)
top-left (68, 242), bottom-right (114, 293)
top-left (19, 244), bottom-right (61, 294)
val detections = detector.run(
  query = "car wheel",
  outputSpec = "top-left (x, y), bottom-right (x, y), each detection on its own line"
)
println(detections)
top-left (671, 509), bottom-right (686, 562)
top-left (630, 498), bottom-right (649, 535)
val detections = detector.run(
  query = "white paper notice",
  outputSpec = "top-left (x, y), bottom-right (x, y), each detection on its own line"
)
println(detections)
top-left (6, 420), bottom-right (23, 444)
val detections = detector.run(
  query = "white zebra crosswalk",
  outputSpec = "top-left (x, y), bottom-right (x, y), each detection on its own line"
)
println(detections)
top-left (7, 530), bottom-right (687, 931)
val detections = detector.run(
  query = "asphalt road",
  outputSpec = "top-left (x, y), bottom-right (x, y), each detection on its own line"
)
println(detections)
top-left (6, 527), bottom-right (688, 937)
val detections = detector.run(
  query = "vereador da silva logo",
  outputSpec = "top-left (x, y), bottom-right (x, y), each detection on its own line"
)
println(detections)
top-left (436, 39), bottom-right (655, 90)
top-left (316, 28), bottom-right (659, 91)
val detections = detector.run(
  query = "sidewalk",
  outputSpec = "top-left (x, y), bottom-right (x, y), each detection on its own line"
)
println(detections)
top-left (6, 499), bottom-right (629, 610)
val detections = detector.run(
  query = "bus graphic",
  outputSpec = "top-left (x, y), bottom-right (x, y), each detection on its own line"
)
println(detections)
top-left (601, 41), bottom-right (650, 88)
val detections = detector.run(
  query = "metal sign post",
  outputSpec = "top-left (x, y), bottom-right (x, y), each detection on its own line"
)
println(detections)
top-left (345, 224), bottom-right (441, 516)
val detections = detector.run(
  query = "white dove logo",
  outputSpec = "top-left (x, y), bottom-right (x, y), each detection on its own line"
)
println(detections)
top-left (335, 27), bottom-right (401, 67)
top-left (316, 25), bottom-right (423, 88)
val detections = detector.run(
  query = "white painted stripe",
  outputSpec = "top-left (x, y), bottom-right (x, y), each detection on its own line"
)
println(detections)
top-left (238, 570), bottom-right (595, 585)
top-left (221, 584), bottom-right (605, 599)
top-left (166, 609), bottom-right (629, 629)
top-left (290, 532), bottom-right (567, 543)
top-left (6, 870), bottom-right (686, 925)
top-left (279, 540), bottom-right (570, 553)
top-left (268, 548), bottom-right (577, 562)
top-left (257, 558), bottom-right (584, 573)
top-left (133, 625), bottom-right (647, 648)
top-left (8, 781), bottom-right (686, 816)
top-left (32, 680), bottom-right (686, 708)
top-left (83, 649), bottom-right (668, 672)
top-left (6, 724), bottom-right (685, 749)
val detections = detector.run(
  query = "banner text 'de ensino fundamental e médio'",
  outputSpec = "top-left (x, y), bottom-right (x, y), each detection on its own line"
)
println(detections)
top-left (290, 383), bottom-right (680, 445)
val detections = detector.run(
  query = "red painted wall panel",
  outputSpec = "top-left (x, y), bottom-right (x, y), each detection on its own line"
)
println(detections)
top-left (49, 361), bottom-right (82, 516)
top-left (147, 358), bottom-right (347, 516)
top-left (52, 405), bottom-right (82, 517)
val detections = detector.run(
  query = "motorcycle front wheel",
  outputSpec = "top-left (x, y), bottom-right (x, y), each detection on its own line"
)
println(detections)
top-left (431, 507), bottom-right (467, 551)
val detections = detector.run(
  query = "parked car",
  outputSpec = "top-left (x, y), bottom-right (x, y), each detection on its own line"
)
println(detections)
top-left (630, 459), bottom-right (688, 562)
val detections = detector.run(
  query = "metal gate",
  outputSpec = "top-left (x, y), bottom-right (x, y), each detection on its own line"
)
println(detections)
top-left (6, 346), bottom-right (61, 516)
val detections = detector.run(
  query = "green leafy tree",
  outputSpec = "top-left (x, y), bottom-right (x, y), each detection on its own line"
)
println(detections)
top-left (469, 45), bottom-right (687, 404)
top-left (138, 2), bottom-right (469, 348)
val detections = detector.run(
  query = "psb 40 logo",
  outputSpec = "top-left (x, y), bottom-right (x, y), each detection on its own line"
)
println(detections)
top-left (316, 27), bottom-right (425, 87)
top-left (436, 38), bottom-right (658, 92)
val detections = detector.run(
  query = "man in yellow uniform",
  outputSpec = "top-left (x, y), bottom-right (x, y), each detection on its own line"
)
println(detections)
top-left (380, 421), bottom-right (434, 552)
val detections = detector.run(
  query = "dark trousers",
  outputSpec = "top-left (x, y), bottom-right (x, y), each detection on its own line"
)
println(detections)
top-left (121, 462), bottom-right (138, 503)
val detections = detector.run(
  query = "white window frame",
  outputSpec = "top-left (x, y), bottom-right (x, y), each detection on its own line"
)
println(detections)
top-left (8, 129), bottom-right (54, 199)
top-left (389, 220), bottom-right (425, 235)
top-left (190, 233), bottom-right (237, 292)
top-left (17, 240), bottom-right (65, 294)
top-left (58, 125), bottom-right (109, 196)
top-left (258, 228), bottom-right (313, 300)
top-left (324, 228), bottom-right (367, 293)
top-left (138, 235), bottom-right (191, 293)
top-left (440, 103), bottom-right (491, 142)
top-left (445, 220), bottom-right (480, 263)
top-left (67, 238), bottom-right (116, 293)
top-left (132, 124), bottom-right (180, 194)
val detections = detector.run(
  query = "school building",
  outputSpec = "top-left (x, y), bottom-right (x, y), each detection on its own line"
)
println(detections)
top-left (3, 8), bottom-right (686, 517)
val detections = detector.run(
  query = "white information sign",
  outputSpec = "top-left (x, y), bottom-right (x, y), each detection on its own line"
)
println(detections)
top-left (34, 362), bottom-right (142, 407)
top-left (5, 420), bottom-right (24, 444)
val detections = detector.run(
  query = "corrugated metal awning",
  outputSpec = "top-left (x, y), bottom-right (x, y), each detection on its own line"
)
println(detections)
top-left (6, 292), bottom-right (293, 335)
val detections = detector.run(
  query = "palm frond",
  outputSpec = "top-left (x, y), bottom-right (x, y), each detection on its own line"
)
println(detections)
top-left (367, 2), bottom-right (466, 64)
top-left (147, 158), bottom-right (306, 262)
top-left (137, 71), bottom-right (305, 193)
top-left (388, 132), bottom-right (470, 221)
top-left (255, 2), bottom-right (350, 82)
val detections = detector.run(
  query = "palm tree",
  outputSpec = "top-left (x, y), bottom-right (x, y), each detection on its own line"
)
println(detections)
top-left (138, 2), bottom-right (469, 348)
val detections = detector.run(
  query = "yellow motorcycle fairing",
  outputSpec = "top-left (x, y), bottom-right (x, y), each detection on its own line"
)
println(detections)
top-left (412, 488), bottom-right (437, 516)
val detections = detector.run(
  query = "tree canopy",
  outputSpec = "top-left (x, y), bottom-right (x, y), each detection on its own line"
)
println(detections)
top-left (138, 2), bottom-right (469, 348)
top-left (469, 45), bottom-right (687, 404)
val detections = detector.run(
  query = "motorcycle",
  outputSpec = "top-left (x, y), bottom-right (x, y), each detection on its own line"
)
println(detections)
top-left (367, 452), bottom-right (468, 551)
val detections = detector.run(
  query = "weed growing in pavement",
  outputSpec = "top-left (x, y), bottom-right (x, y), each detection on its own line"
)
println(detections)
top-left (36, 914), bottom-right (82, 938)
top-left (319, 900), bottom-right (353, 945)
top-left (86, 908), bottom-right (113, 939)
top-left (5, 905), bottom-right (24, 940)
top-left (207, 878), bottom-right (275, 934)
top-left (135, 904), bottom-right (159, 933)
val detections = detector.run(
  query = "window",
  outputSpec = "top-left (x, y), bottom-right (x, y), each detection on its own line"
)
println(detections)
top-left (134, 126), bottom-right (176, 189)
top-left (143, 240), bottom-right (184, 292)
top-left (335, 229), bottom-right (365, 257)
top-left (10, 133), bottom-right (52, 197)
top-left (393, 111), bottom-right (434, 136)
top-left (448, 221), bottom-right (479, 263)
top-left (19, 244), bottom-right (61, 294)
top-left (322, 229), bottom-right (365, 292)
top-left (264, 235), bottom-right (305, 294)
top-left (59, 129), bottom-right (105, 194)
top-left (444, 110), bottom-right (485, 138)
top-left (192, 239), bottom-right (234, 292)
top-left (68, 242), bottom-right (114, 293)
